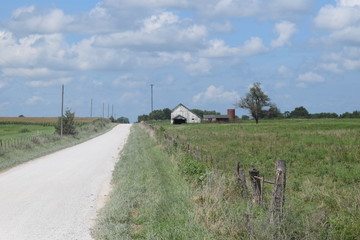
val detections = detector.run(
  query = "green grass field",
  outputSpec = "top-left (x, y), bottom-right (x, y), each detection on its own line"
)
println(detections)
top-left (0, 125), bottom-right (54, 140)
top-left (149, 119), bottom-right (360, 239)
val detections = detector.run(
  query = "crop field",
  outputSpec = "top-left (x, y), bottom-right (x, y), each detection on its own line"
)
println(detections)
top-left (150, 119), bottom-right (360, 239)
top-left (0, 117), bottom-right (102, 152)
top-left (0, 117), bottom-right (100, 125)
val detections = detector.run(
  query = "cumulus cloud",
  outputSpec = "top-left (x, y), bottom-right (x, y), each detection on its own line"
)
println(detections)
top-left (336, 0), bottom-right (360, 7)
top-left (315, 1), bottom-right (360, 45)
top-left (296, 72), bottom-right (325, 88)
top-left (271, 21), bottom-right (297, 48)
top-left (8, 6), bottom-right (74, 34)
top-left (320, 47), bottom-right (360, 72)
top-left (193, 85), bottom-right (238, 103)
top-left (26, 96), bottom-right (44, 105)
top-left (200, 37), bottom-right (267, 58)
top-left (314, 5), bottom-right (360, 30)
top-left (298, 72), bottom-right (325, 83)
top-left (92, 12), bottom-right (207, 51)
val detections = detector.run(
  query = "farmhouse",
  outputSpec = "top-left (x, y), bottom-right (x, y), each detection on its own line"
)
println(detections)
top-left (171, 104), bottom-right (201, 124)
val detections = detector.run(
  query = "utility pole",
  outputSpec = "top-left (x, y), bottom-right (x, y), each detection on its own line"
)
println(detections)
top-left (107, 104), bottom-right (110, 118)
top-left (90, 98), bottom-right (93, 117)
top-left (102, 103), bottom-right (104, 118)
top-left (112, 104), bottom-right (114, 118)
top-left (150, 84), bottom-right (154, 112)
top-left (61, 84), bottom-right (64, 137)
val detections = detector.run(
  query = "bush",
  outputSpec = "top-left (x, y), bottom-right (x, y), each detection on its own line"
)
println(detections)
top-left (55, 110), bottom-right (78, 135)
top-left (19, 128), bottom-right (31, 133)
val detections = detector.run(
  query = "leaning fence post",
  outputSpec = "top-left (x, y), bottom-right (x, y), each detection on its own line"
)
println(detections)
top-left (249, 168), bottom-right (261, 204)
top-left (236, 162), bottom-right (248, 198)
top-left (272, 160), bottom-right (286, 224)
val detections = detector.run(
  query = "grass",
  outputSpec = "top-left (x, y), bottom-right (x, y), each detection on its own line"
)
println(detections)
top-left (0, 124), bottom-right (54, 140)
top-left (93, 124), bottom-right (214, 240)
top-left (148, 119), bottom-right (360, 239)
top-left (0, 118), bottom-right (114, 172)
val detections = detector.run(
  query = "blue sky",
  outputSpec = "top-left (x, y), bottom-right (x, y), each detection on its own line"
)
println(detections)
top-left (1, 0), bottom-right (359, 122)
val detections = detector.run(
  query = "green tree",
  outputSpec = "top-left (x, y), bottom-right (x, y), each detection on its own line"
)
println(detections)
top-left (117, 117), bottom-right (130, 123)
top-left (55, 109), bottom-right (77, 135)
top-left (236, 82), bottom-right (271, 124)
top-left (263, 104), bottom-right (282, 119)
top-left (289, 106), bottom-right (310, 118)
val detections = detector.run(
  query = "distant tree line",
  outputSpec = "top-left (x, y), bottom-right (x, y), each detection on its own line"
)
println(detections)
top-left (110, 116), bottom-right (130, 123)
top-left (138, 108), bottom-right (172, 122)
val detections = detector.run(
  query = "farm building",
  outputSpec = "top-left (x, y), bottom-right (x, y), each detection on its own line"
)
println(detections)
top-left (203, 115), bottom-right (230, 123)
top-left (171, 104), bottom-right (201, 124)
top-left (203, 109), bottom-right (235, 123)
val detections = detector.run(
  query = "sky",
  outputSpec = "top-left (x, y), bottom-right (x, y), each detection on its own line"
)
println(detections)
top-left (0, 0), bottom-right (359, 122)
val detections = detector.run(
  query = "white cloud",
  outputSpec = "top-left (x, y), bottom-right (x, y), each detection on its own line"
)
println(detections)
top-left (336, 0), bottom-right (360, 7)
top-left (112, 75), bottom-right (146, 88)
top-left (297, 72), bottom-right (325, 84)
top-left (319, 47), bottom-right (360, 72)
top-left (271, 21), bottom-right (297, 48)
top-left (102, 0), bottom-right (312, 20)
top-left (92, 12), bottom-right (207, 52)
top-left (319, 63), bottom-right (342, 73)
top-left (26, 96), bottom-right (44, 105)
top-left (143, 12), bottom-right (179, 32)
top-left (315, 5), bottom-right (360, 30)
top-left (12, 6), bottom-right (36, 18)
top-left (200, 37), bottom-right (267, 58)
top-left (193, 85), bottom-right (238, 103)
top-left (9, 6), bottom-right (74, 34)
top-left (186, 58), bottom-right (212, 75)
top-left (26, 77), bottom-right (72, 87)
top-left (2, 68), bottom-right (66, 78)
top-left (278, 65), bottom-right (290, 75)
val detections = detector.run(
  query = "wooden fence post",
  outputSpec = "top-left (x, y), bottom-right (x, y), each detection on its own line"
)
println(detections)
top-left (249, 168), bottom-right (261, 204)
top-left (272, 160), bottom-right (286, 224)
top-left (236, 162), bottom-right (248, 198)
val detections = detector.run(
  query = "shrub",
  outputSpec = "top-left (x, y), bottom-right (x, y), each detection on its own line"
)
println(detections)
top-left (55, 110), bottom-right (78, 135)
top-left (19, 128), bottom-right (31, 133)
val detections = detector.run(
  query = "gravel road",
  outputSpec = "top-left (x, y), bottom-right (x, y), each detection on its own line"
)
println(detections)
top-left (0, 124), bottom-right (132, 240)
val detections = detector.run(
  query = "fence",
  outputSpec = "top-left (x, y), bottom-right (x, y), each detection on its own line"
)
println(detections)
top-left (0, 135), bottom-right (50, 152)
top-left (145, 122), bottom-right (287, 226)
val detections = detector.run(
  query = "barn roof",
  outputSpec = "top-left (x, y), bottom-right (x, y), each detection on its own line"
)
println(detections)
top-left (171, 103), bottom-right (201, 119)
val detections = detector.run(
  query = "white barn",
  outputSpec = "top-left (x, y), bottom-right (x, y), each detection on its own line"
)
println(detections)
top-left (171, 104), bottom-right (201, 124)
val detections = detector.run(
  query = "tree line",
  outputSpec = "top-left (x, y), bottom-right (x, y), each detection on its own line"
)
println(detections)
top-left (137, 82), bottom-right (359, 124)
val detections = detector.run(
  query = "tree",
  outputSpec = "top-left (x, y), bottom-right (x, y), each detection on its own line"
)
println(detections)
top-left (55, 109), bottom-right (77, 135)
top-left (263, 104), bottom-right (282, 119)
top-left (236, 82), bottom-right (271, 124)
top-left (289, 106), bottom-right (310, 118)
top-left (117, 117), bottom-right (130, 123)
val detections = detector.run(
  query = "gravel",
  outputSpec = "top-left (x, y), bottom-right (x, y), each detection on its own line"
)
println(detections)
top-left (0, 124), bottom-right (131, 240)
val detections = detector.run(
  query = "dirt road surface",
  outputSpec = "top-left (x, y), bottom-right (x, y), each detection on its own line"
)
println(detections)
top-left (0, 124), bottom-right (132, 240)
